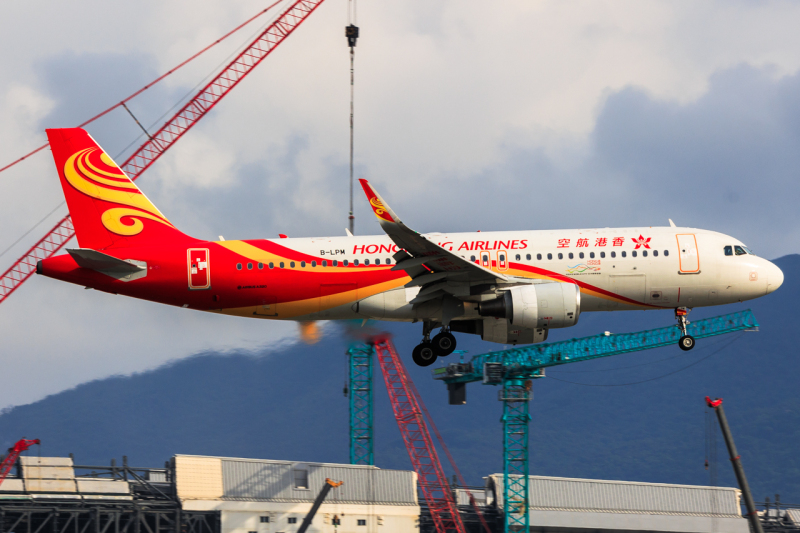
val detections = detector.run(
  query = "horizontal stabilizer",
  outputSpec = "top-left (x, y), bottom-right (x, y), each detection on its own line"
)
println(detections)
top-left (67, 249), bottom-right (144, 274)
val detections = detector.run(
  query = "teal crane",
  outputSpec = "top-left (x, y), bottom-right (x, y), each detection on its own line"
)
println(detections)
top-left (432, 308), bottom-right (758, 533)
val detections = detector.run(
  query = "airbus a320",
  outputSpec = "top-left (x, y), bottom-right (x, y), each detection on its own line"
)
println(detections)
top-left (37, 128), bottom-right (784, 366)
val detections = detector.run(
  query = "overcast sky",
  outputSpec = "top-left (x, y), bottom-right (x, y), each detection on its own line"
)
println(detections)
top-left (1, 0), bottom-right (799, 409)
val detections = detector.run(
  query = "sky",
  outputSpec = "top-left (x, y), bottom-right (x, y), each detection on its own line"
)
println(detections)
top-left (1, 0), bottom-right (799, 409)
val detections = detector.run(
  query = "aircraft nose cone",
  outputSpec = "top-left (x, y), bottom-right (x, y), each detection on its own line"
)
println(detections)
top-left (766, 261), bottom-right (784, 294)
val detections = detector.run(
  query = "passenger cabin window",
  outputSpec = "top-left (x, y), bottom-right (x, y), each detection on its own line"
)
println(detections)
top-left (470, 255), bottom-right (476, 262)
top-left (258, 263), bottom-right (263, 269)
top-left (653, 250), bottom-right (658, 257)
top-left (735, 245), bottom-right (747, 256)
top-left (236, 263), bottom-right (242, 270)
top-left (375, 258), bottom-right (381, 265)
top-left (515, 254), bottom-right (521, 261)
top-left (664, 250), bottom-right (669, 256)
top-left (300, 261), bottom-right (306, 267)
top-left (537, 253), bottom-right (542, 260)
top-left (621, 251), bottom-right (627, 258)
top-left (364, 259), bottom-right (370, 266)
top-left (600, 251), bottom-right (605, 258)
top-left (354, 259), bottom-right (360, 266)
top-left (343, 260), bottom-right (349, 266)
top-left (247, 263), bottom-right (253, 270)
top-left (287, 518), bottom-right (297, 524)
top-left (547, 253), bottom-right (552, 260)
top-left (322, 260), bottom-right (327, 267)
top-left (526, 254), bottom-right (532, 260)
top-left (557, 253), bottom-right (563, 260)
top-left (579, 252), bottom-right (584, 259)
top-left (589, 252), bottom-right (595, 259)
top-left (568, 253), bottom-right (574, 259)
top-left (311, 261), bottom-right (317, 267)
top-left (260, 517), bottom-right (270, 523)
top-left (632, 251), bottom-right (637, 258)
top-left (611, 251), bottom-right (616, 258)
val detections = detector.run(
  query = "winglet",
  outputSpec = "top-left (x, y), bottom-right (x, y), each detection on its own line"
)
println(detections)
top-left (359, 179), bottom-right (400, 225)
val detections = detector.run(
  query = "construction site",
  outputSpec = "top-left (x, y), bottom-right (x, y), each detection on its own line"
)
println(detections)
top-left (0, 1), bottom-right (796, 533)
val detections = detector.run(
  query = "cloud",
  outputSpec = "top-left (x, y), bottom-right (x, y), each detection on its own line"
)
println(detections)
top-left (1, 1), bottom-right (800, 408)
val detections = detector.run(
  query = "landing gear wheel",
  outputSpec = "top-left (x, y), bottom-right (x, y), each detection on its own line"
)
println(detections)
top-left (679, 335), bottom-right (695, 351)
top-left (412, 342), bottom-right (437, 367)
top-left (431, 331), bottom-right (457, 356)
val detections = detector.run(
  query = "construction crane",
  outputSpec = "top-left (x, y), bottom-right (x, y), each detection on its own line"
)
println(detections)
top-left (373, 338), bottom-right (467, 533)
top-left (429, 308), bottom-right (758, 533)
top-left (0, 438), bottom-right (40, 488)
top-left (705, 397), bottom-right (765, 533)
top-left (297, 478), bottom-right (343, 533)
top-left (0, 0), bottom-right (327, 305)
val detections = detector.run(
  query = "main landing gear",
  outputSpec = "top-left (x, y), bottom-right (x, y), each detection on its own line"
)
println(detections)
top-left (412, 322), bottom-right (457, 367)
top-left (675, 307), bottom-right (695, 351)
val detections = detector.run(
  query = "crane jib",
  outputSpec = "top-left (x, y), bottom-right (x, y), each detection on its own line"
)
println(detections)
top-left (0, 0), bottom-right (327, 306)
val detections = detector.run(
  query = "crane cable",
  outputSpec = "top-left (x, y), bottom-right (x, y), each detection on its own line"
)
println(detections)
top-left (346, 0), bottom-right (359, 235)
top-left (0, 0), bottom-right (286, 177)
top-left (0, 2), bottom-right (287, 260)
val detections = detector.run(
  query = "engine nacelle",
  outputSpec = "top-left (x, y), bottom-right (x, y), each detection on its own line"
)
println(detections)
top-left (478, 282), bottom-right (581, 329)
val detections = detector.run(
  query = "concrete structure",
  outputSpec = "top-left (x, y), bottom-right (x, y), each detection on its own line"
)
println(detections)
top-left (0, 456), bottom-right (132, 500)
top-left (486, 474), bottom-right (749, 533)
top-left (175, 455), bottom-right (419, 533)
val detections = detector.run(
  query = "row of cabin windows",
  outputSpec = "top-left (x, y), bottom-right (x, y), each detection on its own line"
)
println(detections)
top-left (469, 250), bottom-right (670, 263)
top-left (236, 258), bottom-right (394, 270)
top-left (254, 518), bottom-right (367, 526)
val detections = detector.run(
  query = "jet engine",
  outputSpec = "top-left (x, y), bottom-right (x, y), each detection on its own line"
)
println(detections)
top-left (478, 282), bottom-right (580, 329)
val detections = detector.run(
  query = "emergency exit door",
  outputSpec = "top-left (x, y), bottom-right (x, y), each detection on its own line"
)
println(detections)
top-left (188, 248), bottom-right (210, 289)
top-left (676, 234), bottom-right (700, 273)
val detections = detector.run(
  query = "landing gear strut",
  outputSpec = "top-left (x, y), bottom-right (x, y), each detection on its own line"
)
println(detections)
top-left (412, 322), bottom-right (458, 367)
top-left (675, 307), bottom-right (695, 351)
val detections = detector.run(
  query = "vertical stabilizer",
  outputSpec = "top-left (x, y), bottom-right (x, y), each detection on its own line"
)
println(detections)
top-left (46, 128), bottom-right (191, 250)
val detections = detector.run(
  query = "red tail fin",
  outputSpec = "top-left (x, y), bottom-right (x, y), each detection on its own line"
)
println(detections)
top-left (46, 128), bottom-right (191, 250)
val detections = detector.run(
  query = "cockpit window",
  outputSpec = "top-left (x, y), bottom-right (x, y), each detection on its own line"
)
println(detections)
top-left (734, 245), bottom-right (747, 256)
top-left (724, 246), bottom-right (733, 256)
top-left (743, 246), bottom-right (755, 256)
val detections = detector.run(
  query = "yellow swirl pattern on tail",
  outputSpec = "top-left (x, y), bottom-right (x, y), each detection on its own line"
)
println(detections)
top-left (64, 148), bottom-right (174, 236)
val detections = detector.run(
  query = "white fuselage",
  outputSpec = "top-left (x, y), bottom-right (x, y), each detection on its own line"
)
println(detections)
top-left (275, 226), bottom-right (782, 323)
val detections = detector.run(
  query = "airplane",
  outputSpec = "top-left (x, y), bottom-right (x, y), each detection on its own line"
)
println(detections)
top-left (36, 128), bottom-right (784, 366)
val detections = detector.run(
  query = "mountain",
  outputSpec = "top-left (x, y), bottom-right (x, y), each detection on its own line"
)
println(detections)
top-left (1, 255), bottom-right (798, 504)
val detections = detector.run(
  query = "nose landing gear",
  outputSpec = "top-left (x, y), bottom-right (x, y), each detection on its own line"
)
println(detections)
top-left (675, 307), bottom-right (695, 351)
top-left (411, 322), bottom-right (458, 367)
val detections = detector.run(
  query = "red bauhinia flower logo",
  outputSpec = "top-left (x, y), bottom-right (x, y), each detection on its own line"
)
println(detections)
top-left (632, 235), bottom-right (651, 249)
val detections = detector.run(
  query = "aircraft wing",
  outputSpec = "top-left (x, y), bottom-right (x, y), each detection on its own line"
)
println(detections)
top-left (359, 179), bottom-right (508, 304)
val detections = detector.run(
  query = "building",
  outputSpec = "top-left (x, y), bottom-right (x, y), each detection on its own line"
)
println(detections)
top-left (486, 474), bottom-right (749, 533)
top-left (174, 454), bottom-right (419, 533)
top-left (0, 454), bottom-right (418, 533)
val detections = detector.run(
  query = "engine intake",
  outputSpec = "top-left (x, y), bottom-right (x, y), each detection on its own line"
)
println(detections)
top-left (478, 283), bottom-right (581, 329)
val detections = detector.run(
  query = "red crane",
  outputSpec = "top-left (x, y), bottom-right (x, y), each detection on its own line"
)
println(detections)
top-left (0, 438), bottom-right (40, 487)
top-left (0, 0), bottom-right (326, 305)
top-left (374, 338), bottom-right (467, 533)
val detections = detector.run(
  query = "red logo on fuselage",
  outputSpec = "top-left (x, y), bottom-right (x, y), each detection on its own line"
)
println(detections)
top-left (632, 235), bottom-right (651, 249)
